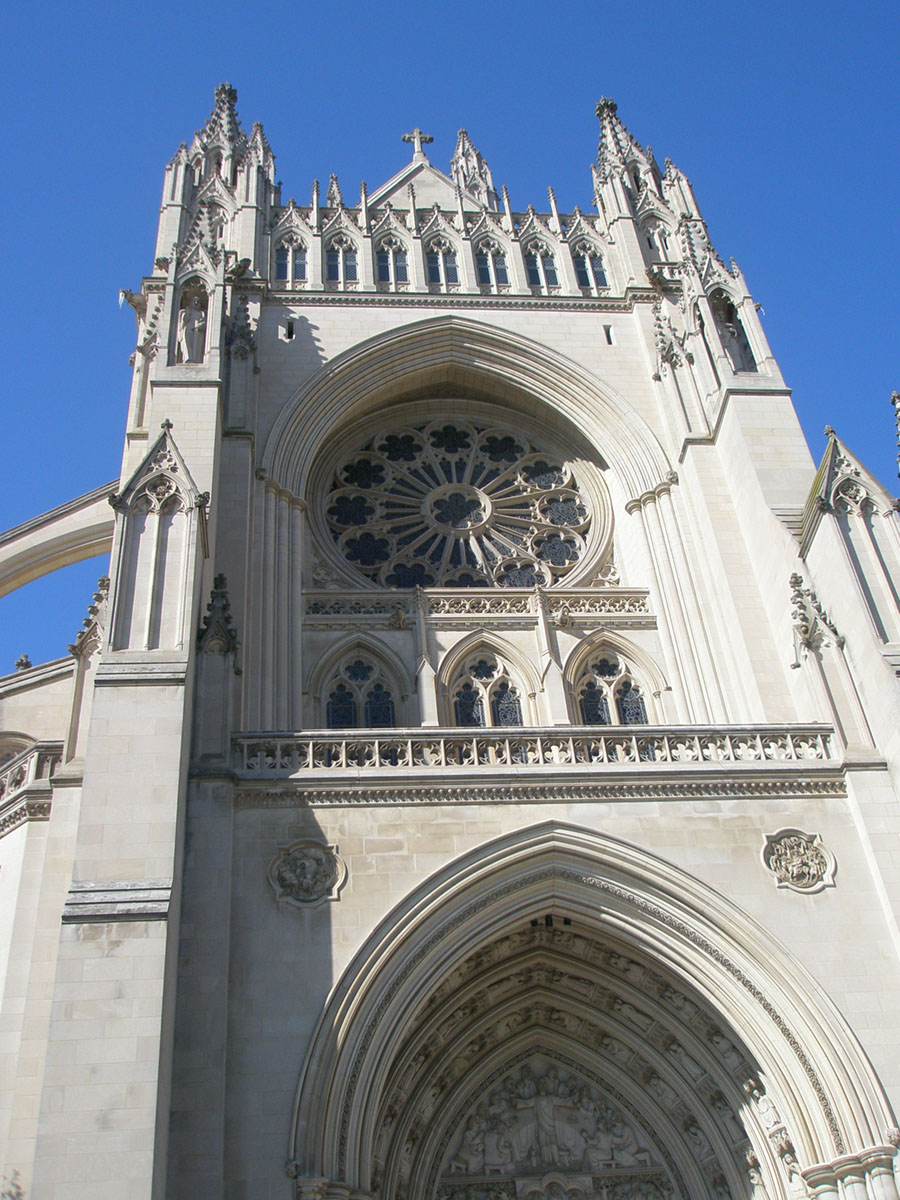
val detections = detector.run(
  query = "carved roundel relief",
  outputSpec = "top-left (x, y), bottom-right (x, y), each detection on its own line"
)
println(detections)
top-left (761, 828), bottom-right (835, 893)
top-left (267, 839), bottom-right (346, 907)
top-left (323, 419), bottom-right (609, 588)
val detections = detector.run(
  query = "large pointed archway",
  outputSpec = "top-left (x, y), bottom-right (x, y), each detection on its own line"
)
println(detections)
top-left (289, 824), bottom-right (899, 1200)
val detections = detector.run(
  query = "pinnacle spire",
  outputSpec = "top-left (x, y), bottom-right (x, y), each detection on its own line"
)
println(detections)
top-left (594, 98), bottom-right (646, 179)
top-left (202, 82), bottom-right (245, 151)
top-left (451, 128), bottom-right (498, 210)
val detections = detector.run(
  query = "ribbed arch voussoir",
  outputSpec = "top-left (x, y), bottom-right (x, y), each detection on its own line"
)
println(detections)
top-left (290, 821), bottom-right (895, 1188)
top-left (263, 316), bottom-right (673, 500)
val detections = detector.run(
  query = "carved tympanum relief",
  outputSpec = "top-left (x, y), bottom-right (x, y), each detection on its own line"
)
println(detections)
top-left (267, 840), bottom-right (346, 906)
top-left (325, 420), bottom-right (608, 589)
top-left (761, 830), bottom-right (836, 894)
top-left (442, 1061), bottom-right (658, 1183)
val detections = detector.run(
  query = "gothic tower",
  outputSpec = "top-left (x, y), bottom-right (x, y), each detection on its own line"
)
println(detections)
top-left (2, 86), bottom-right (900, 1200)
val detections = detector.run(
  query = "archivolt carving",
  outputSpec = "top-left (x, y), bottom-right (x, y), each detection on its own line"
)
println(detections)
top-left (291, 825), bottom-right (897, 1200)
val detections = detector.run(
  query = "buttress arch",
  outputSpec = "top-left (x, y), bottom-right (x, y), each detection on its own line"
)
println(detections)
top-left (261, 315), bottom-right (674, 502)
top-left (289, 823), bottom-right (898, 1200)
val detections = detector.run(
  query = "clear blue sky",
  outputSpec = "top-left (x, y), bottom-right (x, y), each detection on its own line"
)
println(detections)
top-left (1, 1), bottom-right (898, 671)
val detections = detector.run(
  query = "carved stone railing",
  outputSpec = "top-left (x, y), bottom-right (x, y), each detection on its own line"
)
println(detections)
top-left (0, 741), bottom-right (62, 836)
top-left (233, 726), bottom-right (835, 777)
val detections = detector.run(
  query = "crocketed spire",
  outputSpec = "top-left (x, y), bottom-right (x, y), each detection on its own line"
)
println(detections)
top-left (595, 98), bottom-right (646, 180)
top-left (201, 82), bottom-right (246, 155)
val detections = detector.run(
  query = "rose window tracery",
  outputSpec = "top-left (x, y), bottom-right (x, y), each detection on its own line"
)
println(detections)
top-left (326, 420), bottom-right (593, 587)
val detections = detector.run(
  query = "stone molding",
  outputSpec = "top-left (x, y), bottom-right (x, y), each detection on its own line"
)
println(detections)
top-left (235, 777), bottom-right (845, 809)
top-left (265, 289), bottom-right (659, 313)
top-left (95, 658), bottom-right (188, 685)
top-left (61, 879), bottom-right (173, 923)
top-left (289, 822), bottom-right (900, 1194)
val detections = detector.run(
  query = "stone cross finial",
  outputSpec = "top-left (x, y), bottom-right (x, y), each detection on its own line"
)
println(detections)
top-left (402, 128), bottom-right (433, 157)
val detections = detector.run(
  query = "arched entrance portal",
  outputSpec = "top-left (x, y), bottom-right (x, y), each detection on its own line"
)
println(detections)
top-left (290, 825), bottom-right (899, 1200)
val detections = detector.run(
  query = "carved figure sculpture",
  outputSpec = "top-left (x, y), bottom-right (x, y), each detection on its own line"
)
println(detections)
top-left (177, 294), bottom-right (207, 363)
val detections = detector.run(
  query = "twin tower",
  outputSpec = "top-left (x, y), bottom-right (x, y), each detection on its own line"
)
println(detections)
top-left (2, 83), bottom-right (900, 1200)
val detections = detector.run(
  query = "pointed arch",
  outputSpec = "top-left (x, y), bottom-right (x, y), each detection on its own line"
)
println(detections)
top-left (107, 428), bottom-right (203, 652)
top-left (305, 631), bottom-right (414, 728)
top-left (263, 316), bottom-right (674, 503)
top-left (564, 629), bottom-right (670, 699)
top-left (436, 629), bottom-right (543, 725)
top-left (290, 822), bottom-right (896, 1200)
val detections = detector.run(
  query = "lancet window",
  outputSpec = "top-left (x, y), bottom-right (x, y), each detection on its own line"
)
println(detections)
top-left (572, 244), bottom-right (607, 290)
top-left (450, 654), bottom-right (524, 728)
top-left (425, 238), bottom-right (459, 288)
top-left (323, 656), bottom-right (396, 729)
top-left (112, 462), bottom-right (192, 652)
top-left (326, 235), bottom-right (358, 285)
top-left (275, 236), bottom-right (307, 285)
top-left (523, 243), bottom-right (559, 290)
top-left (474, 241), bottom-right (510, 289)
top-left (325, 419), bottom-right (593, 588)
top-left (573, 655), bottom-right (649, 726)
top-left (376, 236), bottom-right (409, 287)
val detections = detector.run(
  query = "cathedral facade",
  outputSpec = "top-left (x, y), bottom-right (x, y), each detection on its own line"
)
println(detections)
top-left (2, 85), bottom-right (900, 1200)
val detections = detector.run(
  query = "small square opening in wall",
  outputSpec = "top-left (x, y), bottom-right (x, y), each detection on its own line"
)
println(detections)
top-left (603, 324), bottom-right (614, 345)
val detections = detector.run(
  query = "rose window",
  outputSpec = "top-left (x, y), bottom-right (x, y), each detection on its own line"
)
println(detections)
top-left (326, 420), bottom-right (592, 587)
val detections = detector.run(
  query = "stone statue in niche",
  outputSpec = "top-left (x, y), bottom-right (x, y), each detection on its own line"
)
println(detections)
top-left (267, 839), bottom-right (346, 907)
top-left (443, 1061), bottom-right (656, 1180)
top-left (710, 290), bottom-right (756, 373)
top-left (176, 285), bottom-right (208, 363)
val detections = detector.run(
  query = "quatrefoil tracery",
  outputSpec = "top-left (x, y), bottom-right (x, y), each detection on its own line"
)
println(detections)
top-left (326, 420), bottom-right (593, 588)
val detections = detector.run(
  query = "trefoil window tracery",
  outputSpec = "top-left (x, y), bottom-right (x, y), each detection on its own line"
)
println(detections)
top-left (326, 234), bottom-right (358, 286)
top-left (426, 237), bottom-right (460, 289)
top-left (275, 235), bottom-right (307, 285)
top-left (572, 243), bottom-right (608, 290)
top-left (376, 236), bottom-right (409, 288)
top-left (450, 654), bottom-right (524, 729)
top-left (574, 655), bottom-right (649, 726)
top-left (324, 655), bottom-right (396, 729)
top-left (524, 242), bottom-right (559, 290)
top-left (475, 241), bottom-right (510, 290)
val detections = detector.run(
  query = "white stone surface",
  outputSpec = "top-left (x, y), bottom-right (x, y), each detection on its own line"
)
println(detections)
top-left (1, 85), bottom-right (899, 1200)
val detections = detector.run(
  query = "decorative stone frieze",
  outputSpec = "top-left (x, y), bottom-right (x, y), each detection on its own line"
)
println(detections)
top-left (267, 840), bottom-right (346, 907)
top-left (235, 777), bottom-right (845, 809)
top-left (761, 829), bottom-right (836, 894)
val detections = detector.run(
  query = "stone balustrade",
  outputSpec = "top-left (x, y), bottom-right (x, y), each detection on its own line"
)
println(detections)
top-left (233, 725), bottom-right (835, 777)
top-left (0, 741), bottom-right (62, 834)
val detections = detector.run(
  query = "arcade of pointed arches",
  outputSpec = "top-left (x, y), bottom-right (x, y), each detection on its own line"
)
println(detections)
top-left (306, 630), bottom-right (655, 730)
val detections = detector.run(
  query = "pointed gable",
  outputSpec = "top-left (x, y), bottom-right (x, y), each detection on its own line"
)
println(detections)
top-left (800, 428), bottom-right (899, 554)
